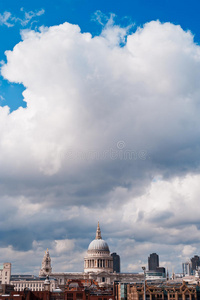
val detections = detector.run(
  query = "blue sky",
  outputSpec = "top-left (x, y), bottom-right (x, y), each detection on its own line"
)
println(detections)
top-left (1, 0), bottom-right (200, 275)
top-left (1, 0), bottom-right (200, 111)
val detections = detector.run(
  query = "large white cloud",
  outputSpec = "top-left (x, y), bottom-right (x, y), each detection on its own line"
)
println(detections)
top-left (1, 20), bottom-right (200, 176)
top-left (1, 19), bottom-right (200, 274)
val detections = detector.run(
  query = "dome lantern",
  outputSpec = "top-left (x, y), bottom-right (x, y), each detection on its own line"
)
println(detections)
top-left (95, 221), bottom-right (102, 240)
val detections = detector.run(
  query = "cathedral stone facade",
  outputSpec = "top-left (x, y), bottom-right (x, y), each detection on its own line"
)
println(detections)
top-left (39, 223), bottom-right (143, 286)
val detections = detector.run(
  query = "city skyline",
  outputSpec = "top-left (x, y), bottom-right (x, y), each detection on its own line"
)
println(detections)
top-left (1, 223), bottom-right (200, 276)
top-left (0, 0), bottom-right (200, 275)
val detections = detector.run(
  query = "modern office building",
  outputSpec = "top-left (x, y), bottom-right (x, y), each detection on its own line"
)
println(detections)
top-left (182, 261), bottom-right (192, 276)
top-left (111, 252), bottom-right (120, 273)
top-left (148, 253), bottom-right (159, 271)
top-left (191, 256), bottom-right (200, 274)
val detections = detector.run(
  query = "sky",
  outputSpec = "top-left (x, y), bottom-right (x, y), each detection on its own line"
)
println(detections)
top-left (1, 0), bottom-right (200, 276)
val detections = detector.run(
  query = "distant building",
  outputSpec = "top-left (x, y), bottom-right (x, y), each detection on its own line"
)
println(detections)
top-left (0, 263), bottom-right (11, 285)
top-left (65, 279), bottom-right (114, 300)
top-left (115, 281), bottom-right (199, 300)
top-left (0, 283), bottom-right (14, 295)
top-left (191, 256), bottom-right (200, 274)
top-left (146, 268), bottom-right (166, 281)
top-left (155, 267), bottom-right (165, 273)
top-left (0, 279), bottom-right (115, 300)
top-left (148, 253), bottom-right (159, 271)
top-left (182, 261), bottom-right (191, 276)
top-left (147, 253), bottom-right (166, 280)
top-left (111, 253), bottom-right (120, 273)
top-left (84, 222), bottom-right (113, 274)
top-left (39, 249), bottom-right (52, 277)
top-left (10, 275), bottom-right (57, 292)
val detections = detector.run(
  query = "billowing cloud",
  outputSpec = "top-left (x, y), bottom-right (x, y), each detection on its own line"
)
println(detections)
top-left (0, 19), bottom-right (200, 274)
top-left (54, 239), bottom-right (75, 254)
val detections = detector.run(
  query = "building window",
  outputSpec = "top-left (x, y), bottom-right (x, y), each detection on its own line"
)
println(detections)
top-left (67, 293), bottom-right (73, 300)
top-left (76, 293), bottom-right (83, 300)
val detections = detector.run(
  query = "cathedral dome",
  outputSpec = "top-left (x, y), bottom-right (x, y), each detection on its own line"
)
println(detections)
top-left (88, 239), bottom-right (109, 251)
top-left (84, 222), bottom-right (113, 274)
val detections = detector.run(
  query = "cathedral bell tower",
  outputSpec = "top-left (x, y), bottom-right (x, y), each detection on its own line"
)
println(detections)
top-left (39, 249), bottom-right (52, 277)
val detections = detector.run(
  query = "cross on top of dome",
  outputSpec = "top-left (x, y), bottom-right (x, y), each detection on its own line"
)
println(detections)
top-left (95, 221), bottom-right (102, 240)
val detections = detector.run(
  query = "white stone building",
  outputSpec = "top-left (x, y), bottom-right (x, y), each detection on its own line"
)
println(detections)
top-left (39, 222), bottom-right (143, 286)
top-left (39, 249), bottom-right (52, 277)
top-left (10, 275), bottom-right (57, 292)
top-left (84, 222), bottom-right (113, 273)
top-left (0, 263), bottom-right (11, 284)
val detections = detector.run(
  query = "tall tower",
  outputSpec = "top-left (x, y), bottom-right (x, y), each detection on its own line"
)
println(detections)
top-left (148, 253), bottom-right (159, 271)
top-left (39, 249), bottom-right (52, 277)
top-left (191, 255), bottom-right (200, 274)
